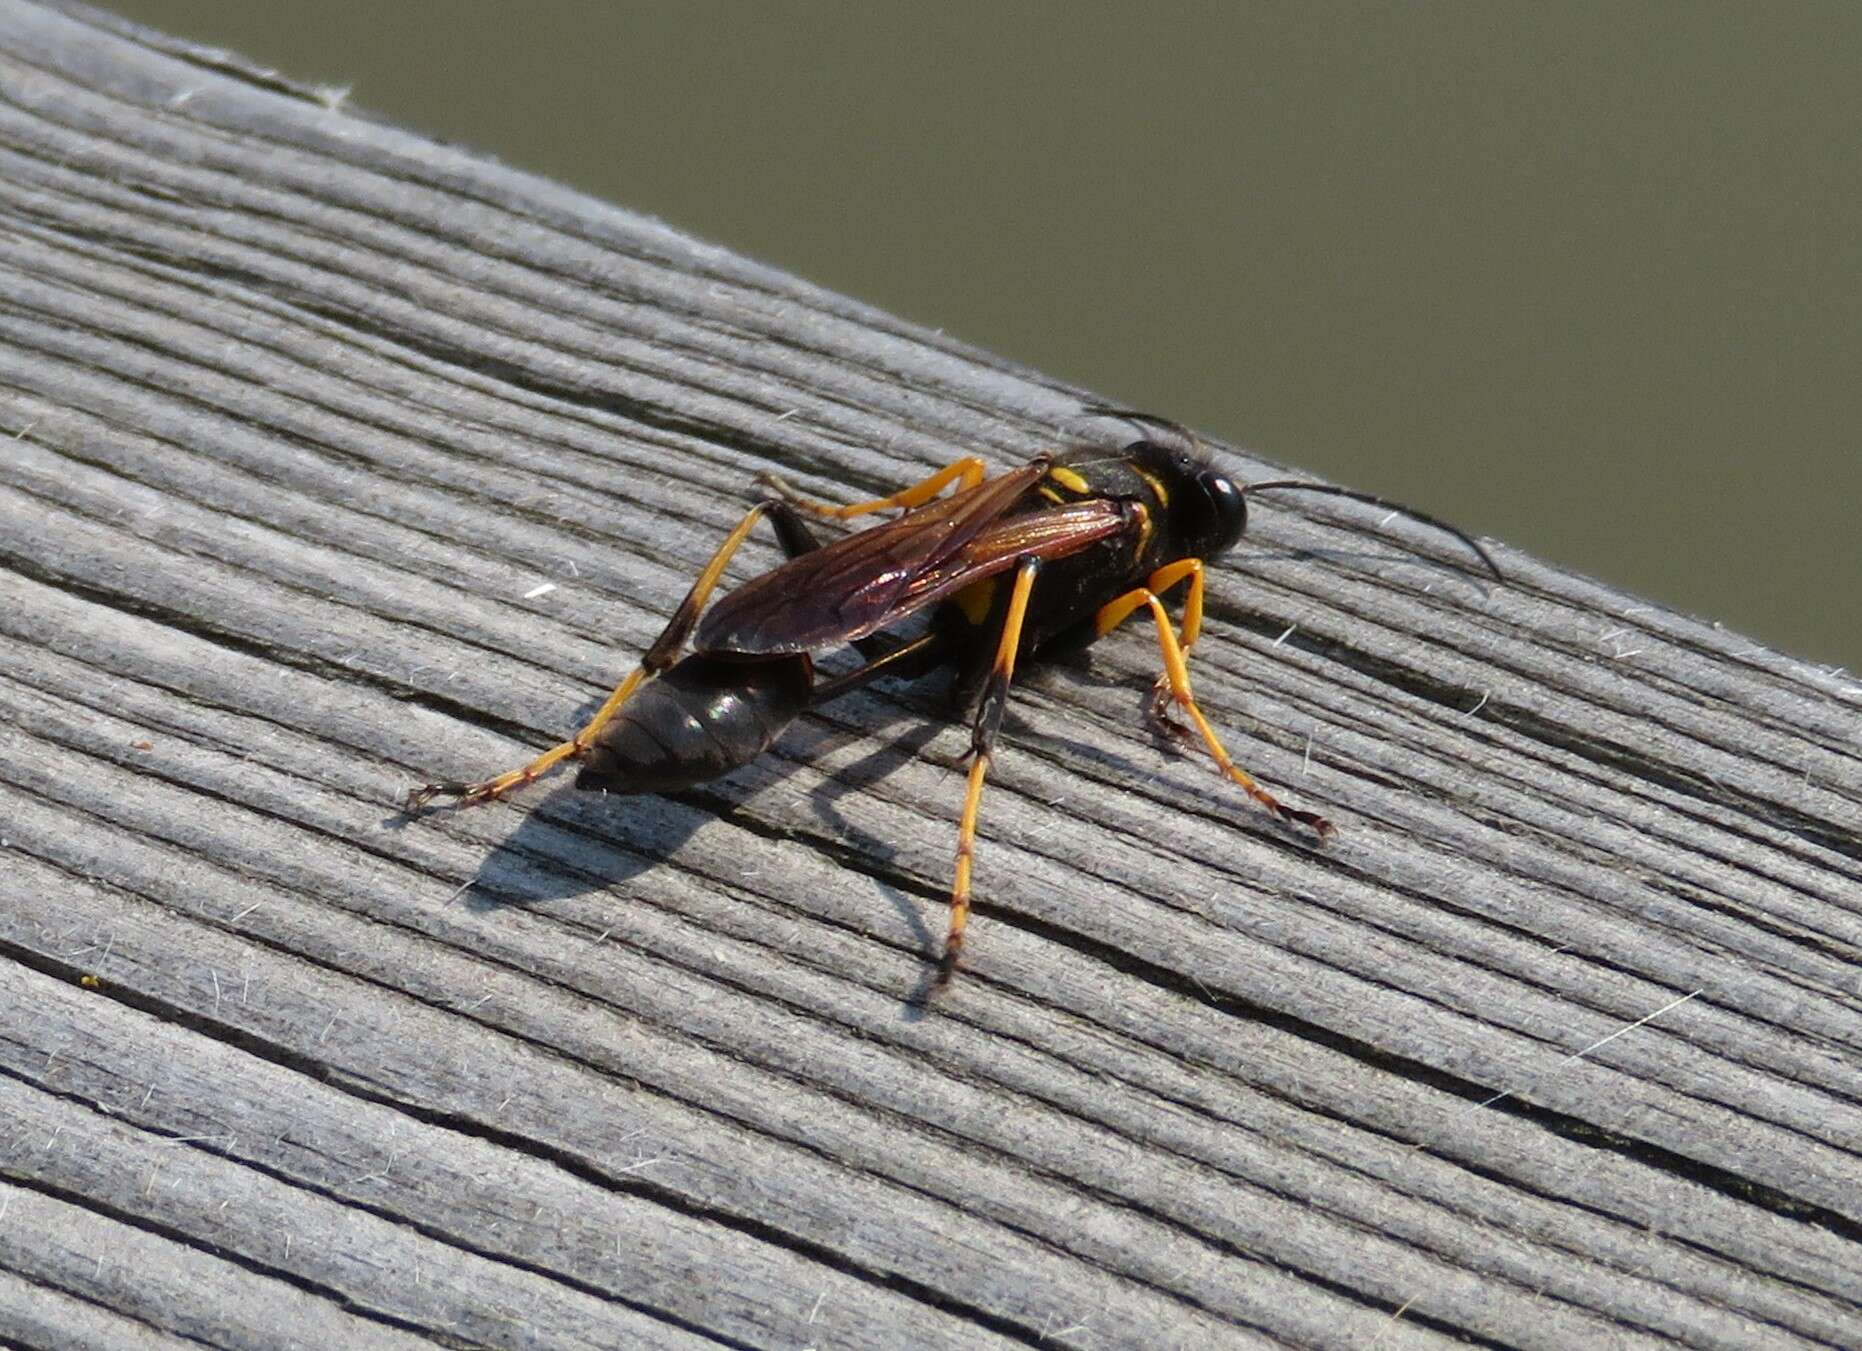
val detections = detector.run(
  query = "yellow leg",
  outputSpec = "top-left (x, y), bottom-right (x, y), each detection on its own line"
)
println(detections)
top-left (938, 554), bottom-right (1041, 987)
top-left (405, 503), bottom-right (773, 812)
top-left (1094, 568), bottom-right (1331, 836)
top-left (1095, 559), bottom-right (1205, 734)
top-left (758, 456), bottom-right (988, 521)
top-left (1095, 557), bottom-right (1203, 648)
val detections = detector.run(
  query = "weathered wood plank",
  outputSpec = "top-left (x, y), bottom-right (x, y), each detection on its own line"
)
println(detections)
top-left (1, 3), bottom-right (1858, 1348)
top-left (0, 1171), bottom-right (448, 1351)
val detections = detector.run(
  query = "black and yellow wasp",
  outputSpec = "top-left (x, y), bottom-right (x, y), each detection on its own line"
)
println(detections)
top-left (407, 412), bottom-right (1496, 987)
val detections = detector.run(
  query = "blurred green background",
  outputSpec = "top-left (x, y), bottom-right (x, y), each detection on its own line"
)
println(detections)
top-left (110, 2), bottom-right (1860, 671)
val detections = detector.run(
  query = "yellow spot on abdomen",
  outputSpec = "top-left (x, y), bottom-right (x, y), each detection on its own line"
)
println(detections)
top-left (954, 577), bottom-right (999, 626)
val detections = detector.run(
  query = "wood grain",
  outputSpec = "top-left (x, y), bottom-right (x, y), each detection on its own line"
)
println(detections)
top-left (2, 4), bottom-right (1858, 1347)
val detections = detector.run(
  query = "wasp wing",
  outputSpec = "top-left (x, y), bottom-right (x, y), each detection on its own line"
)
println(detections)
top-left (695, 463), bottom-right (1047, 655)
top-left (874, 496), bottom-right (1132, 617)
top-left (696, 467), bottom-right (1127, 655)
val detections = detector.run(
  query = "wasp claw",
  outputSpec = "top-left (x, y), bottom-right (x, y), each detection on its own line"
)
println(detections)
top-left (1285, 806), bottom-right (1333, 838)
top-left (403, 780), bottom-right (481, 814)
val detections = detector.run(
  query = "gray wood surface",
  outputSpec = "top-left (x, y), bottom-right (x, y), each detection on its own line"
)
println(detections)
top-left (2, 3), bottom-right (1859, 1347)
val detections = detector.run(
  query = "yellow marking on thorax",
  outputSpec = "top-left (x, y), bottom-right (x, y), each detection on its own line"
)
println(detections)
top-left (1046, 464), bottom-right (1090, 496)
top-left (1133, 468), bottom-right (1170, 508)
top-left (1036, 485), bottom-right (1066, 505)
top-left (1132, 501), bottom-right (1153, 557)
top-left (953, 576), bottom-right (1000, 626)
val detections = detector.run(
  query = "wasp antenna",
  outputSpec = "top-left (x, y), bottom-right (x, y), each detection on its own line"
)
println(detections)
top-left (1079, 405), bottom-right (1197, 439)
top-left (1246, 480), bottom-right (1502, 580)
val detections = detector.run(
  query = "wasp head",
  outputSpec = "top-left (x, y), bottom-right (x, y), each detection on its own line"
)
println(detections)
top-left (1128, 435), bottom-right (1249, 562)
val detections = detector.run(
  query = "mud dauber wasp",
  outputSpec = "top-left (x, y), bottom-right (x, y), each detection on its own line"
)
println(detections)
top-left (406, 410), bottom-right (1498, 988)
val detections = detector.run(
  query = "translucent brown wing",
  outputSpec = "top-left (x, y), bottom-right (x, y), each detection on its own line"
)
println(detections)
top-left (695, 466), bottom-right (1130, 655)
top-left (873, 496), bottom-right (1132, 619)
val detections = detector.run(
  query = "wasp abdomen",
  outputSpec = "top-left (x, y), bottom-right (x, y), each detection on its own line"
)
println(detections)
top-left (575, 654), bottom-right (812, 796)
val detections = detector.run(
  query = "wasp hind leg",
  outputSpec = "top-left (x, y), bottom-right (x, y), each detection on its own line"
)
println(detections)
top-left (1093, 563), bottom-right (1331, 837)
top-left (936, 554), bottom-right (1041, 989)
top-left (756, 456), bottom-right (989, 521)
top-left (404, 500), bottom-right (781, 813)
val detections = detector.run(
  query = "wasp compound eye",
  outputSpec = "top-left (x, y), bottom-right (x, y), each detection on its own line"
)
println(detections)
top-left (1189, 469), bottom-right (1247, 558)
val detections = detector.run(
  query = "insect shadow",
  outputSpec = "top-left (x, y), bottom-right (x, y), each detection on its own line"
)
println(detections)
top-left (420, 533), bottom-right (1489, 996)
top-left (440, 676), bottom-right (964, 988)
top-left (422, 646), bottom-right (1171, 1012)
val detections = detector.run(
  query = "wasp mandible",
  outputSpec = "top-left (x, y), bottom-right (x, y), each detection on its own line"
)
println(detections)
top-left (406, 412), bottom-right (1498, 988)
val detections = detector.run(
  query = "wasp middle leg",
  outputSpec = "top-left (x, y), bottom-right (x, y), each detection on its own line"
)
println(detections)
top-left (936, 553), bottom-right (1042, 987)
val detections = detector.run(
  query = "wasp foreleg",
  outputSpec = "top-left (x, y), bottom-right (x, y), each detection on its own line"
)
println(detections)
top-left (1093, 565), bottom-right (1331, 837)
